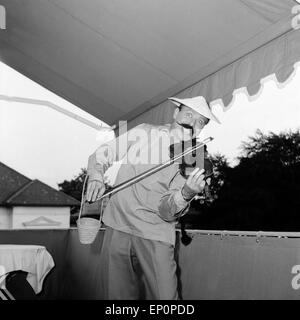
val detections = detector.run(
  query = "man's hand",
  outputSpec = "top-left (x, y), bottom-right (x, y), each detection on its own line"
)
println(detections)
top-left (86, 180), bottom-right (105, 203)
top-left (181, 168), bottom-right (206, 201)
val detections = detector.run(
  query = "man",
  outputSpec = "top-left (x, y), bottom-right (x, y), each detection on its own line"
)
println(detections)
top-left (86, 96), bottom-right (220, 300)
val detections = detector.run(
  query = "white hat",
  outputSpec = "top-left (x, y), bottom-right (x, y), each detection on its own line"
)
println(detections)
top-left (168, 96), bottom-right (221, 124)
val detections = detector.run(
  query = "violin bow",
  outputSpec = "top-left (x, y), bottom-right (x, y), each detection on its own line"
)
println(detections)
top-left (88, 137), bottom-right (214, 203)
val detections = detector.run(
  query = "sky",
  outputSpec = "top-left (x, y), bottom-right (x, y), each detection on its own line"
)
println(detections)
top-left (0, 61), bottom-right (299, 189)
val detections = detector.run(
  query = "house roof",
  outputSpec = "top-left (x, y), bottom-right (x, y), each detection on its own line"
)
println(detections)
top-left (0, 162), bottom-right (80, 207)
top-left (0, 162), bottom-right (31, 203)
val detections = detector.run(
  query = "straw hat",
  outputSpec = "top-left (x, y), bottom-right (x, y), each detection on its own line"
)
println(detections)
top-left (168, 96), bottom-right (221, 124)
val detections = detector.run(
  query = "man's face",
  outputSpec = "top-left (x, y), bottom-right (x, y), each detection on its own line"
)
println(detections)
top-left (172, 105), bottom-right (209, 141)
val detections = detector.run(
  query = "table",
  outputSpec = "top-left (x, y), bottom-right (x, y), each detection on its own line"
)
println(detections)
top-left (0, 245), bottom-right (55, 300)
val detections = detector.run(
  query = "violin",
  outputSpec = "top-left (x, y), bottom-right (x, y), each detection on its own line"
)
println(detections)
top-left (169, 139), bottom-right (214, 203)
top-left (169, 139), bottom-right (215, 246)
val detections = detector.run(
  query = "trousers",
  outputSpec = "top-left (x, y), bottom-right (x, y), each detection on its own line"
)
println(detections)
top-left (98, 226), bottom-right (179, 300)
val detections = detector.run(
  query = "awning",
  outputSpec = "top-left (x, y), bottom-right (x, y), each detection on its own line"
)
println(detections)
top-left (129, 27), bottom-right (300, 128)
top-left (0, 0), bottom-right (299, 128)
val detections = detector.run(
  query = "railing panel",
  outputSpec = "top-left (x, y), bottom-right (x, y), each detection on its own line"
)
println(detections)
top-left (178, 233), bottom-right (300, 300)
top-left (62, 230), bottom-right (105, 299)
top-left (1, 229), bottom-right (300, 299)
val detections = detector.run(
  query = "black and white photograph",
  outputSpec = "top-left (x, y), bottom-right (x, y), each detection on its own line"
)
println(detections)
top-left (0, 0), bottom-right (300, 304)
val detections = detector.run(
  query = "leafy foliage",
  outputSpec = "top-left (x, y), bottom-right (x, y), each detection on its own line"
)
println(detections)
top-left (187, 130), bottom-right (300, 231)
top-left (58, 168), bottom-right (86, 213)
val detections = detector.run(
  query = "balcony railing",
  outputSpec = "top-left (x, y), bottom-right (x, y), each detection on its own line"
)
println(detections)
top-left (1, 228), bottom-right (300, 300)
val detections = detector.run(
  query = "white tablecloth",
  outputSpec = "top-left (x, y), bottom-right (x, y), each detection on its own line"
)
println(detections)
top-left (0, 245), bottom-right (55, 294)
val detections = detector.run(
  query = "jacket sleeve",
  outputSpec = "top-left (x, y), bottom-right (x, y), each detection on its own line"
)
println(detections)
top-left (158, 171), bottom-right (192, 222)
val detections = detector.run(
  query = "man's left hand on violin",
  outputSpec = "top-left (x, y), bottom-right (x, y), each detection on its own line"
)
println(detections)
top-left (181, 168), bottom-right (206, 201)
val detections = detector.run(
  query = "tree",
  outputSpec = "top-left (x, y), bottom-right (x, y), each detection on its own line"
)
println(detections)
top-left (199, 130), bottom-right (300, 231)
top-left (207, 153), bottom-right (231, 200)
top-left (58, 168), bottom-right (86, 215)
top-left (240, 130), bottom-right (300, 166)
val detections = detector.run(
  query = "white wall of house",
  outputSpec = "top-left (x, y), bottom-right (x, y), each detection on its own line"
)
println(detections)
top-left (12, 206), bottom-right (70, 229)
top-left (0, 207), bottom-right (12, 229)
